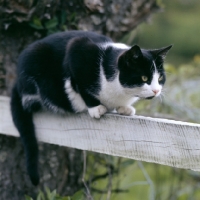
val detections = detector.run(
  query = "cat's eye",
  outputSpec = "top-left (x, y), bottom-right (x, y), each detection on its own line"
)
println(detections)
top-left (142, 76), bottom-right (148, 82)
top-left (159, 75), bottom-right (163, 81)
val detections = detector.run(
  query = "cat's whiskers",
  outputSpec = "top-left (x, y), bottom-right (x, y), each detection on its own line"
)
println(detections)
top-left (160, 88), bottom-right (167, 95)
top-left (160, 90), bottom-right (165, 96)
top-left (159, 91), bottom-right (166, 102)
top-left (159, 95), bottom-right (163, 103)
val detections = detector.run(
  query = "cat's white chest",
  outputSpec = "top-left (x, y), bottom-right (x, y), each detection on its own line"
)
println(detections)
top-left (97, 73), bottom-right (137, 111)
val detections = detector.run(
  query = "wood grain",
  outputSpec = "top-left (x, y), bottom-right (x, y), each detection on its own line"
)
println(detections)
top-left (1, 96), bottom-right (200, 171)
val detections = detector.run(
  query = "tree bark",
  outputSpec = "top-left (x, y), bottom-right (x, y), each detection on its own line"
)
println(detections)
top-left (0, 0), bottom-right (160, 199)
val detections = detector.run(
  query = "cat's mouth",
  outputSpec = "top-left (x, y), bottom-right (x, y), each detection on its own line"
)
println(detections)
top-left (145, 96), bottom-right (155, 100)
top-left (135, 95), bottom-right (155, 100)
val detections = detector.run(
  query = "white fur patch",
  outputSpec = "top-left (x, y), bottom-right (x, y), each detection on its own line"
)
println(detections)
top-left (43, 98), bottom-right (66, 114)
top-left (150, 72), bottom-right (162, 96)
top-left (97, 67), bottom-right (139, 111)
top-left (140, 72), bottom-right (162, 98)
top-left (88, 105), bottom-right (107, 119)
top-left (64, 79), bottom-right (87, 112)
top-left (22, 94), bottom-right (65, 113)
top-left (99, 42), bottom-right (129, 50)
top-left (22, 94), bottom-right (41, 108)
top-left (117, 106), bottom-right (136, 116)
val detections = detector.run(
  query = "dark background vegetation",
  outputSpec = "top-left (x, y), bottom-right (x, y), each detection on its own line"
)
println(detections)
top-left (0, 0), bottom-right (200, 199)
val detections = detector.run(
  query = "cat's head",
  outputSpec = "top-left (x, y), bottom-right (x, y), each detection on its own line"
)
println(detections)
top-left (118, 44), bottom-right (172, 99)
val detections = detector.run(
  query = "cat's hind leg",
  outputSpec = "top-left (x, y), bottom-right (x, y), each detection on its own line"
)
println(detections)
top-left (36, 78), bottom-right (73, 113)
top-left (22, 94), bottom-right (42, 112)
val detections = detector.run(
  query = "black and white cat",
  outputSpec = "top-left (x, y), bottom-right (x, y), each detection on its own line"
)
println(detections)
top-left (10, 31), bottom-right (172, 185)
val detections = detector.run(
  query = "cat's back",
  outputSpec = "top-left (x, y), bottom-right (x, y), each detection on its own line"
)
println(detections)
top-left (17, 31), bottom-right (112, 73)
top-left (41, 31), bottom-right (112, 45)
top-left (20, 30), bottom-right (112, 55)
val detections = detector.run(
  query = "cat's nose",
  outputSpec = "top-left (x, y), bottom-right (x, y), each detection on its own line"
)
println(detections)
top-left (152, 90), bottom-right (160, 95)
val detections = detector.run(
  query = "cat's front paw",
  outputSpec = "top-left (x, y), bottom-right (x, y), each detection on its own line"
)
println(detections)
top-left (117, 106), bottom-right (136, 116)
top-left (88, 105), bottom-right (107, 119)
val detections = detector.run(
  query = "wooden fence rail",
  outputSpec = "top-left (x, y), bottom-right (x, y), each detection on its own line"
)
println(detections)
top-left (1, 95), bottom-right (200, 171)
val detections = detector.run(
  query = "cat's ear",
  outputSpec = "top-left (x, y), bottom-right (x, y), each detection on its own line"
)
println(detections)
top-left (124, 45), bottom-right (143, 67)
top-left (127, 45), bottom-right (143, 60)
top-left (151, 45), bottom-right (173, 59)
top-left (118, 45), bottom-right (143, 69)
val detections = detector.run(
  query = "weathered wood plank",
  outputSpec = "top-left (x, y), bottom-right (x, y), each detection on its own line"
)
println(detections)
top-left (1, 96), bottom-right (200, 171)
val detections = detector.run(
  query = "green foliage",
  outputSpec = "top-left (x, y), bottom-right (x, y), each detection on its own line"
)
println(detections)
top-left (71, 190), bottom-right (84, 200)
top-left (122, 0), bottom-right (200, 65)
top-left (29, 17), bottom-right (44, 30)
top-left (25, 195), bottom-right (33, 200)
top-left (29, 10), bottom-right (78, 35)
top-left (25, 188), bottom-right (84, 200)
top-left (44, 17), bottom-right (59, 30)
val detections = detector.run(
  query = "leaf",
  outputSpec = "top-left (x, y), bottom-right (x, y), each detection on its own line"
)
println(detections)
top-left (45, 187), bottom-right (52, 199)
top-left (63, 197), bottom-right (71, 200)
top-left (121, 159), bottom-right (135, 168)
top-left (62, 25), bottom-right (67, 31)
top-left (37, 190), bottom-right (46, 200)
top-left (50, 190), bottom-right (57, 200)
top-left (71, 190), bottom-right (84, 200)
top-left (60, 11), bottom-right (67, 25)
top-left (25, 195), bottom-right (33, 200)
top-left (47, 28), bottom-right (59, 35)
top-left (29, 17), bottom-right (43, 30)
top-left (45, 17), bottom-right (58, 29)
top-left (68, 12), bottom-right (76, 22)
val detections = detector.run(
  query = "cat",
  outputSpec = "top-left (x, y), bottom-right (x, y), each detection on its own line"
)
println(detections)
top-left (10, 30), bottom-right (172, 185)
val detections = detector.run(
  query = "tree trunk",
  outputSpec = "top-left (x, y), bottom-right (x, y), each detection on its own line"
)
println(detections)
top-left (0, 0), bottom-right (160, 199)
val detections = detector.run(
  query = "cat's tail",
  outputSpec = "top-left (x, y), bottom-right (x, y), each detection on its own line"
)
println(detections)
top-left (10, 85), bottom-right (39, 186)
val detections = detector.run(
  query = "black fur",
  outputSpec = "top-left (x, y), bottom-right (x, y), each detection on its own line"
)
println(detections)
top-left (10, 30), bottom-right (172, 185)
top-left (11, 85), bottom-right (39, 185)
